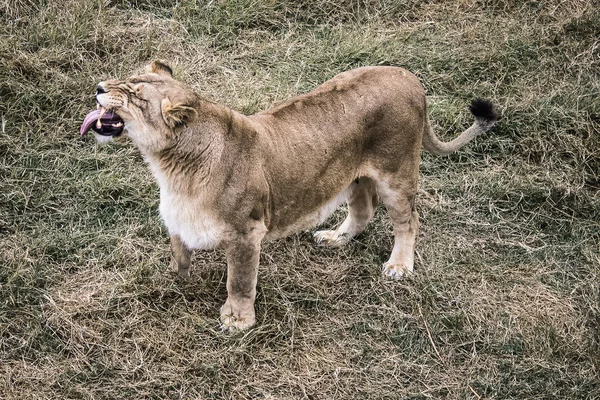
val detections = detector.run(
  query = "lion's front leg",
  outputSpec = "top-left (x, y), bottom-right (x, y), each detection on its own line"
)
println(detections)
top-left (220, 232), bottom-right (263, 331)
top-left (170, 234), bottom-right (192, 278)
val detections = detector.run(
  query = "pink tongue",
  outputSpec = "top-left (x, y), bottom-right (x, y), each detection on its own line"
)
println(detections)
top-left (80, 109), bottom-right (102, 135)
top-left (80, 109), bottom-right (124, 136)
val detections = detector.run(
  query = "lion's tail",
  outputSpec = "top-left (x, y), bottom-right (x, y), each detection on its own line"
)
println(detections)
top-left (422, 99), bottom-right (499, 156)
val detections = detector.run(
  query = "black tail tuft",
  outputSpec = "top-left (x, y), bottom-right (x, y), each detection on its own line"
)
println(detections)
top-left (469, 98), bottom-right (499, 122)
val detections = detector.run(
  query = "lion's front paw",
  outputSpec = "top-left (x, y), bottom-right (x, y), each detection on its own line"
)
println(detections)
top-left (220, 302), bottom-right (256, 331)
top-left (382, 262), bottom-right (413, 280)
top-left (313, 230), bottom-right (350, 247)
top-left (170, 259), bottom-right (190, 278)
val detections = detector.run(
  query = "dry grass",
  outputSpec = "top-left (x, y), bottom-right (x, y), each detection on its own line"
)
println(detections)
top-left (1, 0), bottom-right (599, 398)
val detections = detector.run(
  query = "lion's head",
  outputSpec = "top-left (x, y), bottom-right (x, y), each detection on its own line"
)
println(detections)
top-left (81, 60), bottom-right (199, 151)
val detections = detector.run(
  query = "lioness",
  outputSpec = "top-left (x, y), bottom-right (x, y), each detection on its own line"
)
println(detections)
top-left (81, 60), bottom-right (498, 330)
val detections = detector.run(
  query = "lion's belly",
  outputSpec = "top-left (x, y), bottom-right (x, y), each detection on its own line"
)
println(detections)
top-left (159, 190), bottom-right (224, 250)
top-left (265, 184), bottom-right (353, 240)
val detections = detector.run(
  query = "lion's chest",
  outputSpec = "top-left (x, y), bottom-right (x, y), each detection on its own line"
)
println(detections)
top-left (158, 189), bottom-right (224, 251)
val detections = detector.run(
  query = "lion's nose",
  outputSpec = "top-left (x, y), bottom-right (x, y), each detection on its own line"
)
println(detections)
top-left (96, 84), bottom-right (107, 95)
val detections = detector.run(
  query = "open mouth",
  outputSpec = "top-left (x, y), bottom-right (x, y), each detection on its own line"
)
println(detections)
top-left (80, 106), bottom-right (124, 136)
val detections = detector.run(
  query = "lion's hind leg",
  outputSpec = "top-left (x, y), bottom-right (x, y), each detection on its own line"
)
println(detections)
top-left (314, 177), bottom-right (378, 247)
top-left (377, 180), bottom-right (419, 279)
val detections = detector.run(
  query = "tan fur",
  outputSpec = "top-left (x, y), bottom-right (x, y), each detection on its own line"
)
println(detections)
top-left (94, 60), bottom-right (496, 330)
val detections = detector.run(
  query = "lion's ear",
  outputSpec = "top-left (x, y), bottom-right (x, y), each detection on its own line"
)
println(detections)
top-left (146, 60), bottom-right (173, 77)
top-left (161, 98), bottom-right (198, 129)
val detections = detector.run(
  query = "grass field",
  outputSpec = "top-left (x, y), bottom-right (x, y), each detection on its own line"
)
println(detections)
top-left (1, 0), bottom-right (599, 398)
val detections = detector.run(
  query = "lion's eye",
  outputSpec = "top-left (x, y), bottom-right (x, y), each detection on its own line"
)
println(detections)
top-left (131, 96), bottom-right (148, 108)
top-left (129, 85), bottom-right (148, 107)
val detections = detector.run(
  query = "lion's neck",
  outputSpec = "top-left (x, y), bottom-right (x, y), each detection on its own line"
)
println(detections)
top-left (142, 99), bottom-right (257, 195)
top-left (148, 141), bottom-right (219, 196)
top-left (143, 103), bottom-right (232, 194)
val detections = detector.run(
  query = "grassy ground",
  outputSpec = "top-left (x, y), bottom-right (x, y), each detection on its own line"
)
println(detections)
top-left (1, 0), bottom-right (599, 398)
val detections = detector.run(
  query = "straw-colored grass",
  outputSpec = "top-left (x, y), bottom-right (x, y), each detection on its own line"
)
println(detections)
top-left (1, 0), bottom-right (598, 398)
